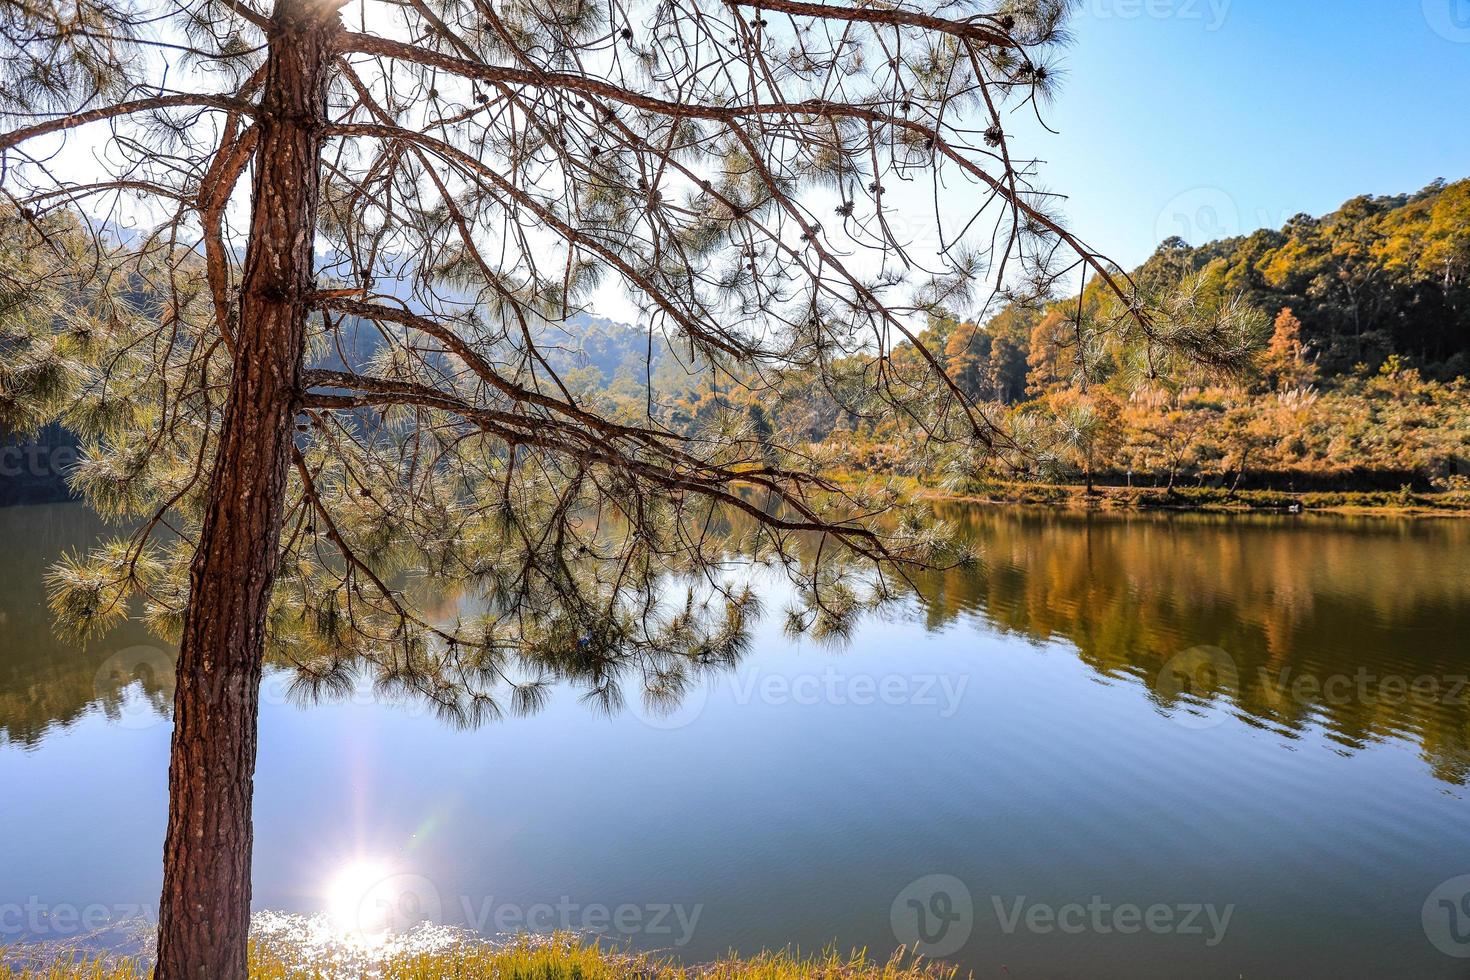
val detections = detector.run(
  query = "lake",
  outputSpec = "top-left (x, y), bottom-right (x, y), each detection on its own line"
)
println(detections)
top-left (3, 501), bottom-right (1470, 978)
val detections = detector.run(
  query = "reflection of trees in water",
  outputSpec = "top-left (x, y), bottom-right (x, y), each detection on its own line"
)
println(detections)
top-left (4, 495), bottom-right (869, 746)
top-left (8, 502), bottom-right (1470, 784)
top-left (1, 500), bottom-right (788, 743)
top-left (909, 506), bottom-right (1470, 783)
top-left (0, 505), bottom-right (174, 748)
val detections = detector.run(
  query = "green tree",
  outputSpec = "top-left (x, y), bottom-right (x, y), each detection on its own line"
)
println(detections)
top-left (3, 0), bottom-right (1193, 974)
top-left (1027, 309), bottom-right (1076, 394)
top-left (1047, 389), bottom-right (1124, 493)
top-left (1140, 180), bottom-right (1470, 379)
top-left (942, 320), bottom-right (992, 401)
top-left (984, 304), bottom-right (1040, 403)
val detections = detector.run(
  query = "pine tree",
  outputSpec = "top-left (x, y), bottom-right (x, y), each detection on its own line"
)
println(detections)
top-left (1262, 307), bottom-right (1317, 390)
top-left (0, 1), bottom-right (1228, 974)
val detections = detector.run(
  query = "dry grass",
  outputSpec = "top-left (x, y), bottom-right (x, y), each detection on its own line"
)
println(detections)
top-left (0, 955), bottom-right (149, 980)
top-left (921, 478), bottom-right (1470, 517)
top-left (2, 936), bottom-right (960, 980)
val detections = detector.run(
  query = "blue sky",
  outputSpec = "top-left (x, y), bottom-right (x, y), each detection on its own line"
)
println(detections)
top-left (60, 0), bottom-right (1465, 325)
top-left (1034, 0), bottom-right (1470, 270)
top-left (590, 0), bottom-right (1470, 325)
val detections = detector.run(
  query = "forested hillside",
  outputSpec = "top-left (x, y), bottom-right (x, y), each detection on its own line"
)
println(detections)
top-left (566, 179), bottom-right (1470, 495)
top-left (904, 176), bottom-right (1470, 406)
top-left (5, 181), bottom-right (1468, 503)
top-left (1135, 178), bottom-right (1470, 378)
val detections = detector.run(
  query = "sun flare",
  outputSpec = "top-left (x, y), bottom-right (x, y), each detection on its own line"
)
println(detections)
top-left (323, 859), bottom-right (394, 943)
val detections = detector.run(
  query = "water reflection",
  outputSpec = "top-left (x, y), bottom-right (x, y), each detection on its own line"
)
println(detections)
top-left (907, 506), bottom-right (1470, 784)
top-left (5, 503), bottom-right (1470, 784)
top-left (7, 502), bottom-right (1470, 977)
top-left (0, 505), bottom-right (172, 749)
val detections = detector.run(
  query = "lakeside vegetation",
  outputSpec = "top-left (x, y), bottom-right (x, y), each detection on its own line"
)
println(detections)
top-left (7, 181), bottom-right (1466, 515)
top-left (555, 180), bottom-right (1470, 507)
top-left (901, 477), bottom-right (1470, 517)
top-left (1, 936), bottom-right (956, 980)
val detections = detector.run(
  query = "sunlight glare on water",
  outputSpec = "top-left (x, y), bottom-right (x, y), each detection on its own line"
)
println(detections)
top-left (323, 859), bottom-right (394, 945)
top-left (249, 909), bottom-right (471, 976)
top-left (320, 857), bottom-right (445, 949)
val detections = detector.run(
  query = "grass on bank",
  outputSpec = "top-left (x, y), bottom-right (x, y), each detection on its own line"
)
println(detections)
top-left (830, 466), bottom-right (1470, 518)
top-left (949, 480), bottom-right (1470, 516)
top-left (858, 473), bottom-right (1470, 517)
top-left (0, 936), bottom-right (961, 980)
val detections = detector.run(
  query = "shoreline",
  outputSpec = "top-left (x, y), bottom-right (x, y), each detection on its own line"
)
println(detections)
top-left (0, 930), bottom-right (958, 980)
top-left (900, 479), bottom-right (1470, 519)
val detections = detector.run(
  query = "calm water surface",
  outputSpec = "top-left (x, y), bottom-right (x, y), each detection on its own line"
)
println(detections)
top-left (3, 502), bottom-right (1470, 978)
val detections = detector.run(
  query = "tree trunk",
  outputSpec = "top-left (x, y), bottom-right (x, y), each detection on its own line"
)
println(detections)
top-left (154, 3), bottom-right (337, 977)
top-left (1228, 448), bottom-right (1250, 497)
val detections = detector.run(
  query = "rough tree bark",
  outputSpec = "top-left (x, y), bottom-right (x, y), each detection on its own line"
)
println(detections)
top-left (154, 2), bottom-right (338, 976)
